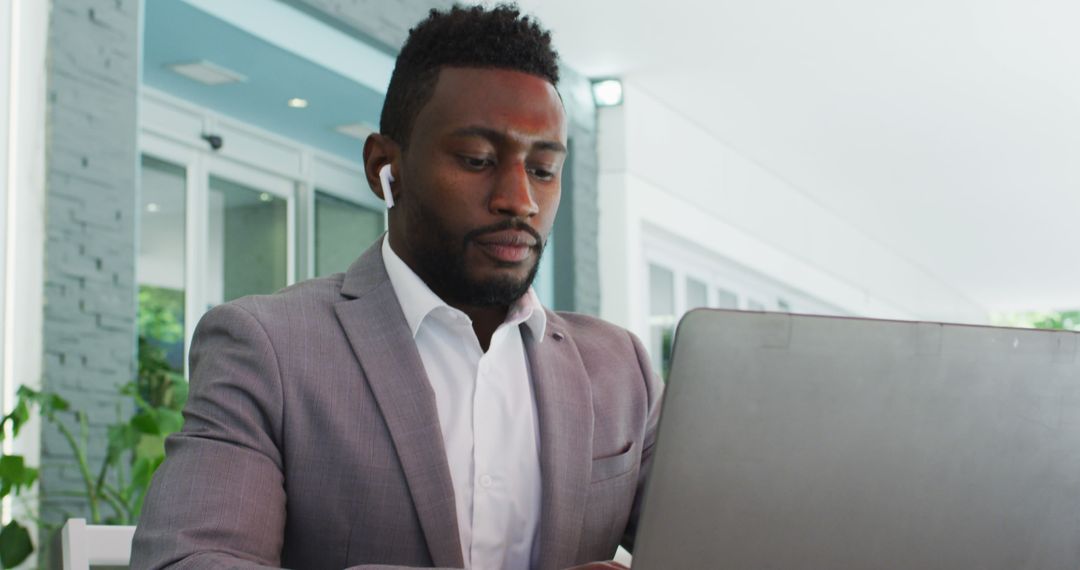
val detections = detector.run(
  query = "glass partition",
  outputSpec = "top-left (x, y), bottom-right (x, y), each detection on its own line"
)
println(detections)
top-left (314, 190), bottom-right (383, 276)
top-left (649, 263), bottom-right (676, 377)
top-left (208, 175), bottom-right (288, 304)
top-left (138, 155), bottom-right (187, 373)
top-left (686, 277), bottom-right (709, 311)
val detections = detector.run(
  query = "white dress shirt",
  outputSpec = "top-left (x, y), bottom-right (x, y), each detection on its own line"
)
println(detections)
top-left (382, 237), bottom-right (544, 570)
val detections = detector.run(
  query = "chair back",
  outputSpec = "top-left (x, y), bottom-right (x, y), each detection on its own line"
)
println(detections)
top-left (60, 518), bottom-right (136, 570)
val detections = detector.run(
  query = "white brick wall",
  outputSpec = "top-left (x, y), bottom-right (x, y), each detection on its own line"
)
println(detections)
top-left (41, 0), bottom-right (140, 524)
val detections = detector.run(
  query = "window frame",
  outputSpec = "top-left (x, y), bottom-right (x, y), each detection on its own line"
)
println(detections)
top-left (139, 88), bottom-right (373, 372)
top-left (640, 225), bottom-right (848, 368)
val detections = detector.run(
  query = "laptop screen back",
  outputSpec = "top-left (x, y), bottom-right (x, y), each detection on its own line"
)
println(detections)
top-left (632, 310), bottom-right (1080, 569)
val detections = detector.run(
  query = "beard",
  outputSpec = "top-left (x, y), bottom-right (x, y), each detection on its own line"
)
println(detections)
top-left (406, 200), bottom-right (545, 307)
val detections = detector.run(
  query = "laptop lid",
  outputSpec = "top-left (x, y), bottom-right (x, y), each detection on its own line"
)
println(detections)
top-left (632, 309), bottom-right (1080, 569)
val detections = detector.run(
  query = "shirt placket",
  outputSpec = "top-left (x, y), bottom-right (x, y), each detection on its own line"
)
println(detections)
top-left (470, 325), bottom-right (513, 569)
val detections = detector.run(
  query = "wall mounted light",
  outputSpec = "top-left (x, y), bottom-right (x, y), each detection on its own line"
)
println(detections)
top-left (287, 98), bottom-right (309, 109)
top-left (591, 78), bottom-right (624, 107)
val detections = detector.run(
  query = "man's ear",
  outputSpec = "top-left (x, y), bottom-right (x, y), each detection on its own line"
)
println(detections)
top-left (363, 133), bottom-right (400, 205)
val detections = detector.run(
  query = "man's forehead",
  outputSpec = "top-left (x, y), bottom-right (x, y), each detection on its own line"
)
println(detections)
top-left (418, 66), bottom-right (567, 139)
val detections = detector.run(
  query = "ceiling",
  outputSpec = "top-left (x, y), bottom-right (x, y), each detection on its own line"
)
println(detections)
top-left (516, 0), bottom-right (1080, 312)
top-left (143, 0), bottom-right (387, 164)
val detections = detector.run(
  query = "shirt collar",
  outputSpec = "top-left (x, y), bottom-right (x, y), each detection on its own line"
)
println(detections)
top-left (381, 236), bottom-right (547, 341)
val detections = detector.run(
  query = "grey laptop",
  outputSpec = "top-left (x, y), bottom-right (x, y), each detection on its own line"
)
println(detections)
top-left (632, 309), bottom-right (1080, 569)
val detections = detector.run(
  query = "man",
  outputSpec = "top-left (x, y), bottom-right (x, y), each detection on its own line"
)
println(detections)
top-left (132, 5), bottom-right (662, 569)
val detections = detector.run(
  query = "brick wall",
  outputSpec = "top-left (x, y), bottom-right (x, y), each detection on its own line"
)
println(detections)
top-left (41, 0), bottom-right (140, 524)
top-left (292, 0), bottom-right (602, 314)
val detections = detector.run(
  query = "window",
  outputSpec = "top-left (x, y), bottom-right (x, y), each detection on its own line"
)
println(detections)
top-left (686, 278), bottom-right (709, 311)
top-left (208, 175), bottom-right (289, 304)
top-left (642, 227), bottom-right (846, 371)
top-left (138, 156), bottom-right (187, 374)
top-left (138, 91), bottom-right (394, 373)
top-left (649, 264), bottom-right (676, 377)
top-left (314, 190), bottom-right (383, 276)
top-left (715, 287), bottom-right (738, 309)
top-left (138, 155), bottom-right (188, 407)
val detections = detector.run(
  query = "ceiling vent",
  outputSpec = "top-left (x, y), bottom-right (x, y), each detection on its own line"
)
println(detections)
top-left (167, 60), bottom-right (247, 85)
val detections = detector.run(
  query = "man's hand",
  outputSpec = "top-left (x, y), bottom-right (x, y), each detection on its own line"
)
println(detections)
top-left (565, 562), bottom-right (629, 570)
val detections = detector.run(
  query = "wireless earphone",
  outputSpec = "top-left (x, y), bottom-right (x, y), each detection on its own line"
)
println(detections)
top-left (378, 164), bottom-right (395, 209)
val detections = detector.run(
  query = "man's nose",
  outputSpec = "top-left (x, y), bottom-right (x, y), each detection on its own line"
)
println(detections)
top-left (489, 162), bottom-right (539, 218)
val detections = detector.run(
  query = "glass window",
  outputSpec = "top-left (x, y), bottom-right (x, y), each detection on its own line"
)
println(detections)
top-left (649, 264), bottom-right (676, 378)
top-left (315, 190), bottom-right (384, 276)
top-left (716, 287), bottom-right (738, 309)
top-left (686, 278), bottom-right (708, 310)
top-left (748, 299), bottom-right (766, 311)
top-left (207, 175), bottom-right (288, 304)
top-left (138, 155), bottom-right (187, 398)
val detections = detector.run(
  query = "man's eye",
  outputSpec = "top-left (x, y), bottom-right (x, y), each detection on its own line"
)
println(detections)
top-left (460, 156), bottom-right (493, 170)
top-left (528, 167), bottom-right (556, 181)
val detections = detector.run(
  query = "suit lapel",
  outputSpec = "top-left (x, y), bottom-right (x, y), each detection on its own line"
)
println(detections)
top-left (334, 241), bottom-right (464, 568)
top-left (525, 317), bottom-right (594, 570)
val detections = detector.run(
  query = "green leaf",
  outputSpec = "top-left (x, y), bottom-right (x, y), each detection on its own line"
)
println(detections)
top-left (131, 453), bottom-right (165, 491)
top-left (135, 435), bottom-right (166, 462)
top-left (155, 409), bottom-right (184, 435)
top-left (0, 455), bottom-right (38, 500)
top-left (13, 386), bottom-right (70, 421)
top-left (107, 423), bottom-right (140, 458)
top-left (13, 386), bottom-right (37, 400)
top-left (130, 409), bottom-right (184, 437)
top-left (46, 393), bottom-right (71, 413)
top-left (0, 520), bottom-right (34, 568)
top-left (167, 378), bottom-right (189, 411)
top-left (1, 400), bottom-right (30, 439)
top-left (131, 412), bottom-right (160, 435)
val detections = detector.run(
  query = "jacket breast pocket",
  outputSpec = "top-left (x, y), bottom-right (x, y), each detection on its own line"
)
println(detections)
top-left (590, 442), bottom-right (636, 483)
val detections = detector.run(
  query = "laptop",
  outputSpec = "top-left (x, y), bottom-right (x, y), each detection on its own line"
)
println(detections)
top-left (631, 309), bottom-right (1080, 569)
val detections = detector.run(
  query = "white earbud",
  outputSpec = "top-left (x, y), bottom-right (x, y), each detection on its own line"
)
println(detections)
top-left (379, 164), bottom-right (395, 209)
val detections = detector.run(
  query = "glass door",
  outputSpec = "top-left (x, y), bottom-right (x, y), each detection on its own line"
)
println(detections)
top-left (139, 133), bottom-right (296, 374)
top-left (207, 174), bottom-right (290, 305)
top-left (138, 154), bottom-right (188, 380)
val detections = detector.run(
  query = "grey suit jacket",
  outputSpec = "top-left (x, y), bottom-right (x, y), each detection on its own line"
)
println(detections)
top-left (131, 239), bottom-right (663, 570)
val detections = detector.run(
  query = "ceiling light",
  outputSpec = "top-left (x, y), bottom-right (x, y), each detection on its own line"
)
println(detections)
top-left (167, 60), bottom-right (247, 85)
top-left (287, 98), bottom-right (309, 109)
top-left (146, 203), bottom-right (160, 213)
top-left (334, 122), bottom-right (377, 140)
top-left (591, 78), bottom-right (624, 107)
top-left (259, 193), bottom-right (273, 202)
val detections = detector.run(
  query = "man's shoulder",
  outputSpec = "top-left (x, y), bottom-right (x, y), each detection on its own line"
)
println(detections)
top-left (207, 273), bottom-right (347, 327)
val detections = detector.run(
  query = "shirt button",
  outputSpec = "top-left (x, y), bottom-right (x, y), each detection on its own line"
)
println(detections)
top-left (479, 475), bottom-right (493, 488)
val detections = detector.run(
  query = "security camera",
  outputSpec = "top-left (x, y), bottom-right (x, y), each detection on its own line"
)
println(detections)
top-left (200, 133), bottom-right (224, 151)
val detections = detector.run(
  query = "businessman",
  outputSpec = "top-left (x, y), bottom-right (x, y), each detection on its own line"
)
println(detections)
top-left (132, 5), bottom-right (662, 569)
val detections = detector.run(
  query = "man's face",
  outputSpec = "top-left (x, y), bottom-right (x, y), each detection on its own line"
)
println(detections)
top-left (392, 67), bottom-right (567, 307)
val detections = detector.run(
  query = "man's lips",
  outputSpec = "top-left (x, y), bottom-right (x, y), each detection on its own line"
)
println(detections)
top-left (473, 230), bottom-right (538, 263)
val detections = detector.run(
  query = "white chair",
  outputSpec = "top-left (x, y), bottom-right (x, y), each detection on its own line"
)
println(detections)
top-left (60, 518), bottom-right (136, 570)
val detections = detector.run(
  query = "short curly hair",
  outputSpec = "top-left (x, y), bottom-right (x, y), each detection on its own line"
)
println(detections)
top-left (379, 3), bottom-right (560, 149)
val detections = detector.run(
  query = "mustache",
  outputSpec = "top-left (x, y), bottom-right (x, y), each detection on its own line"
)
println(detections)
top-left (463, 220), bottom-right (543, 248)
